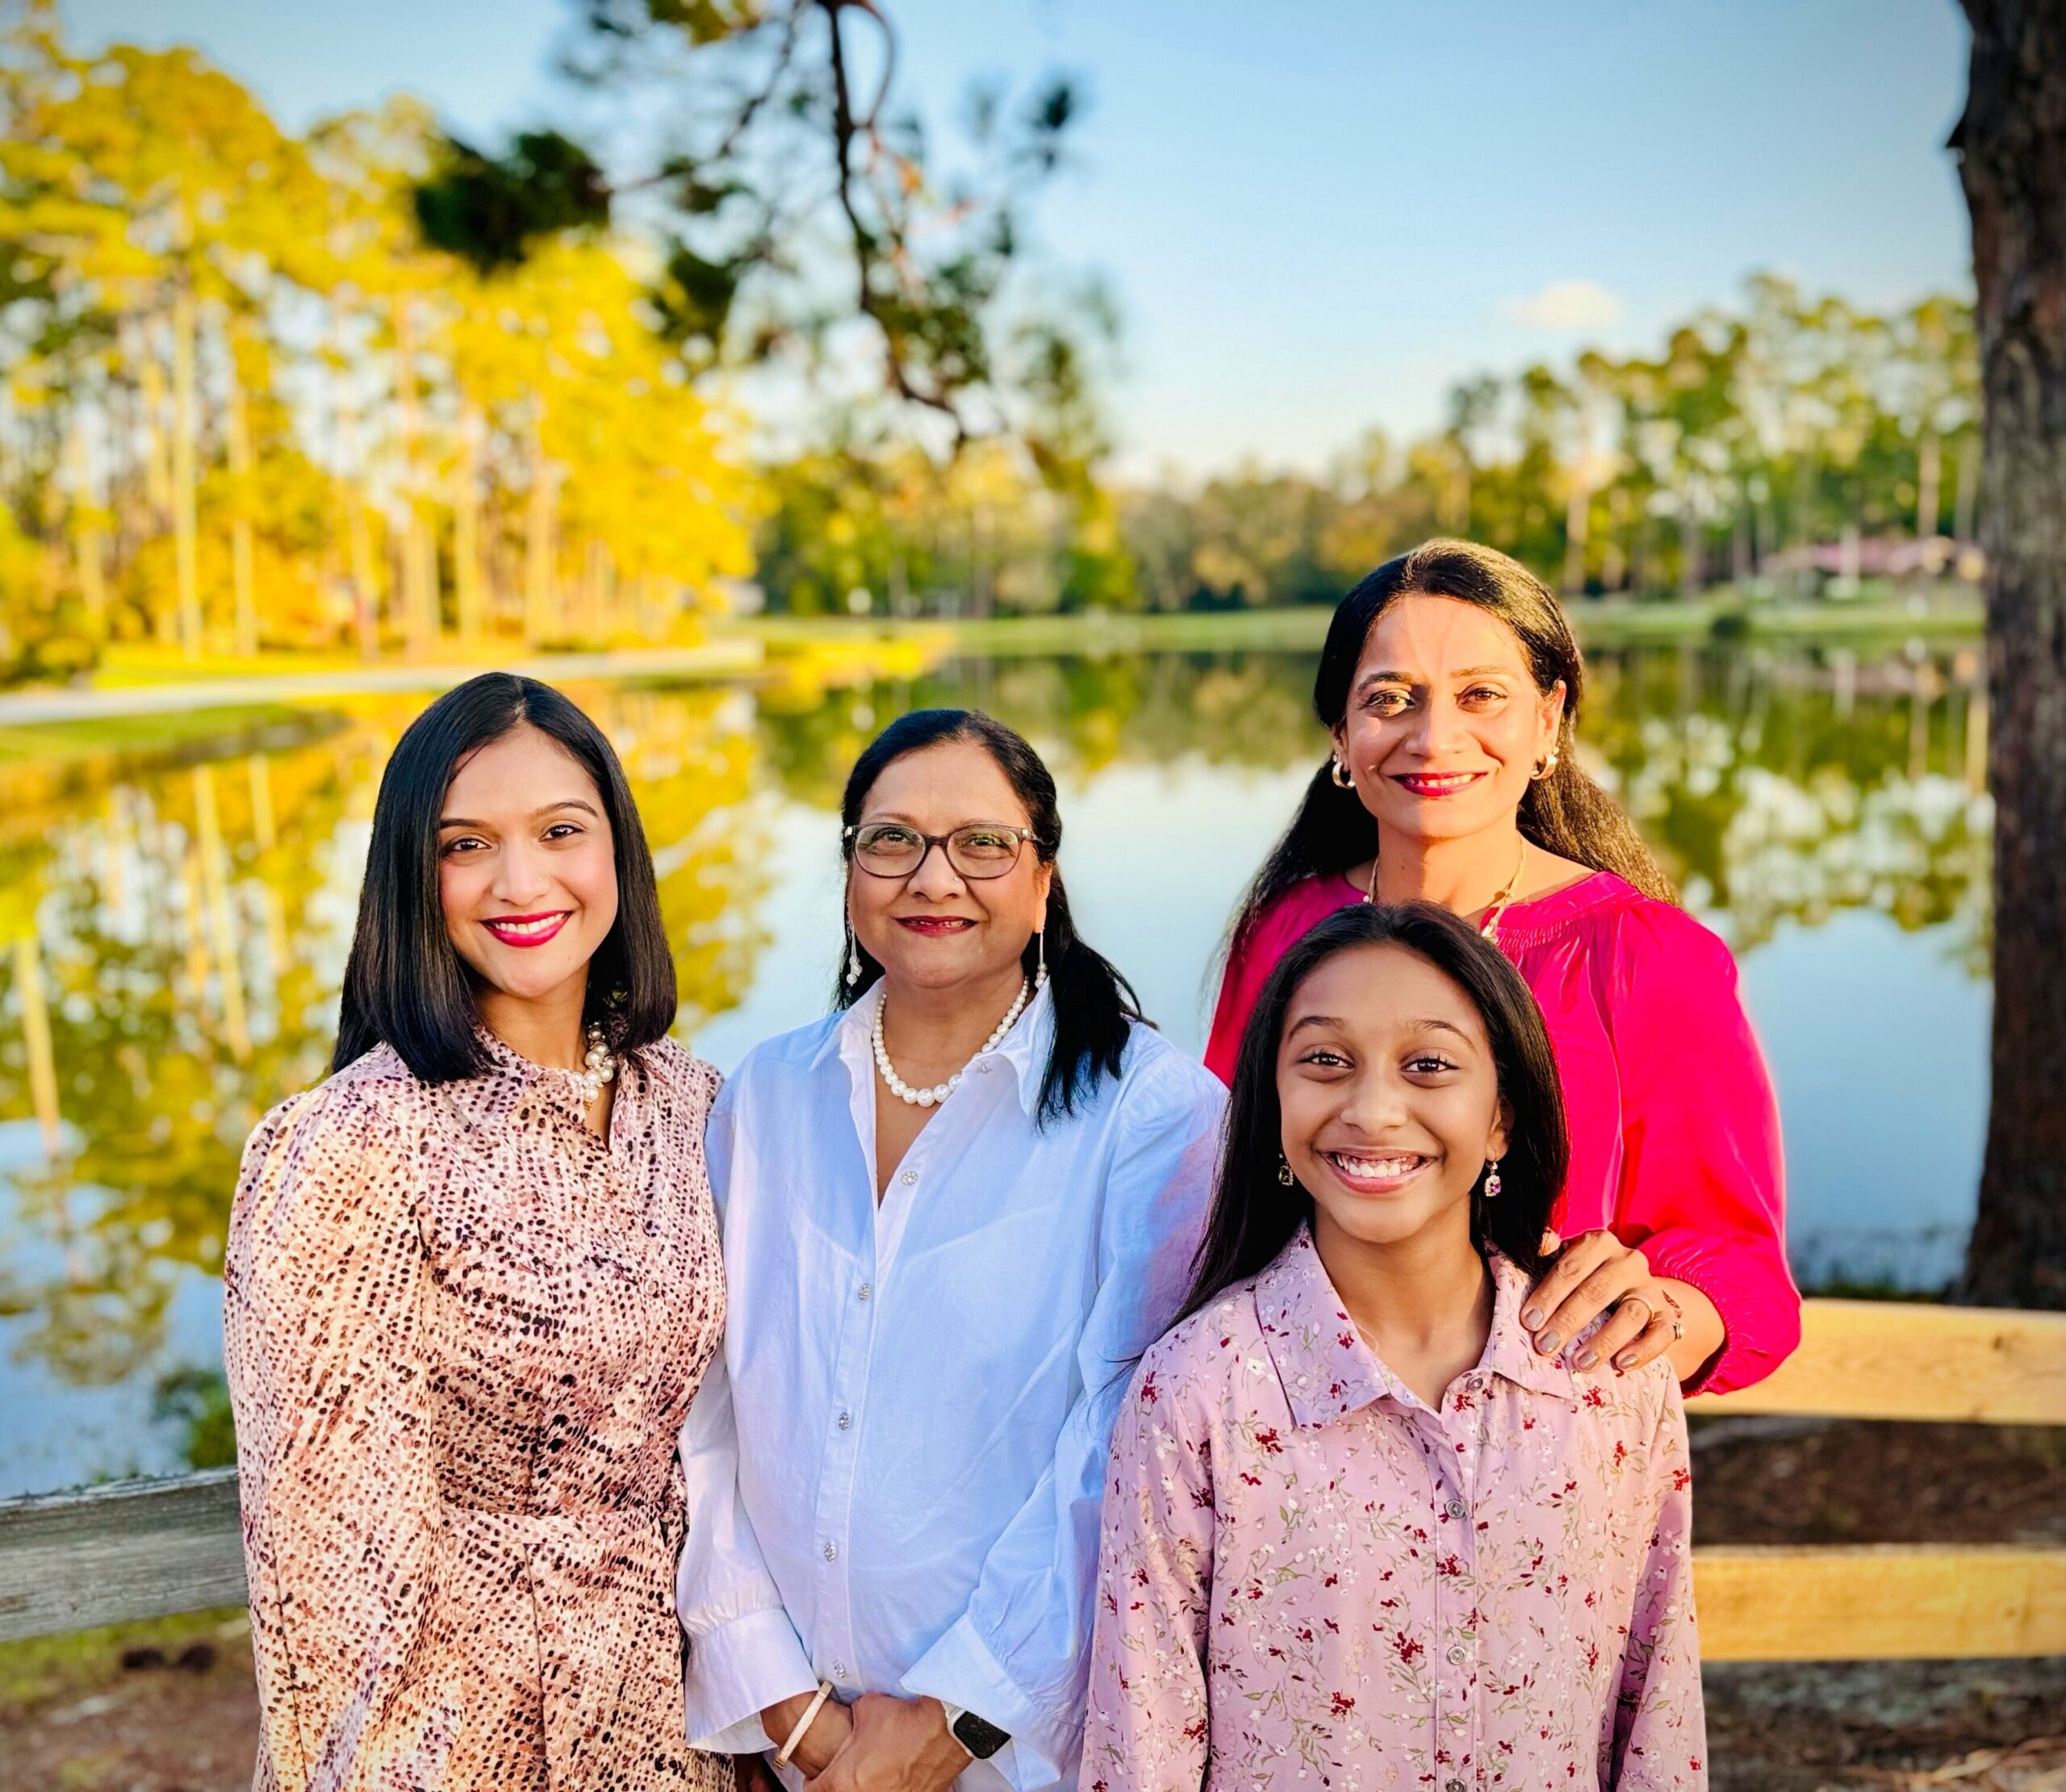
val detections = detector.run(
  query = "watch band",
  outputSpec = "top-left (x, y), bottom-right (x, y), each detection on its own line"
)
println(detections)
top-left (940, 1702), bottom-right (1010, 1761)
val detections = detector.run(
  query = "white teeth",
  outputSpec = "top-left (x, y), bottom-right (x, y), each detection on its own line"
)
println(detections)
top-left (487, 915), bottom-right (563, 938)
top-left (1330, 1153), bottom-right (1424, 1178)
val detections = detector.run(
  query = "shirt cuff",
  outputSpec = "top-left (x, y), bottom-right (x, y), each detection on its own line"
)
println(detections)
top-left (682, 1605), bottom-right (819, 1753)
top-left (901, 1615), bottom-right (1061, 1792)
top-left (1645, 1229), bottom-right (1801, 1397)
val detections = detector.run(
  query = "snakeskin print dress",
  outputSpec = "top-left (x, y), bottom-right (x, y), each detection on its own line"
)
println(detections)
top-left (224, 1033), bottom-right (734, 1792)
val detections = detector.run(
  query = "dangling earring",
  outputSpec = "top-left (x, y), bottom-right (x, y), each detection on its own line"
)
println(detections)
top-left (1035, 929), bottom-right (1048, 989)
top-left (1277, 1155), bottom-right (1295, 1187)
top-left (844, 920), bottom-right (863, 988)
top-left (1483, 1158), bottom-right (1502, 1199)
top-left (1330, 755), bottom-right (1355, 789)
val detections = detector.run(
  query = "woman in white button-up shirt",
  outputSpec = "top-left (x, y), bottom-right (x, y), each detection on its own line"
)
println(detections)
top-left (678, 708), bottom-right (1225, 1792)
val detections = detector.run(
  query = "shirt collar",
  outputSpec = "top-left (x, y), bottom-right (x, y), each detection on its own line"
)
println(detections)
top-left (813, 980), bottom-right (1055, 1119)
top-left (1256, 1227), bottom-right (1579, 1428)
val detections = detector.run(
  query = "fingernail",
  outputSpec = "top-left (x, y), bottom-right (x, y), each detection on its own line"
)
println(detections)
top-left (1521, 1308), bottom-right (1542, 1328)
top-left (1613, 1355), bottom-right (1634, 1372)
top-left (1575, 1349), bottom-right (1596, 1370)
top-left (1537, 1330), bottom-right (1561, 1355)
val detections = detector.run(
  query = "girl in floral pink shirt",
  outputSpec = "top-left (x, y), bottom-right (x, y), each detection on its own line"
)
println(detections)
top-left (1082, 902), bottom-right (1704, 1792)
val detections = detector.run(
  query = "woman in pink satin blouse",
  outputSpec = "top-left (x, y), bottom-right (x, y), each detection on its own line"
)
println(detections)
top-left (1205, 540), bottom-right (1796, 1397)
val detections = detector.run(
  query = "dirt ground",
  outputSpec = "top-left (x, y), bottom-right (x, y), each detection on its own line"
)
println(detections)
top-left (2, 1421), bottom-right (2060, 1791)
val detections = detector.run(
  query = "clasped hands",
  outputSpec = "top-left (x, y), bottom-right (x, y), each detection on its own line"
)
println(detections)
top-left (755, 1688), bottom-right (969, 1792)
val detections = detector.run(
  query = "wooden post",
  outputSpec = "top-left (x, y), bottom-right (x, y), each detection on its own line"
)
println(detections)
top-left (172, 283), bottom-right (202, 660)
top-left (11, 934), bottom-right (61, 1163)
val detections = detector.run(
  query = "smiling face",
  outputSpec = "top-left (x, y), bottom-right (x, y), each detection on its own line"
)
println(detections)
top-left (438, 722), bottom-right (620, 1010)
top-left (848, 738), bottom-right (1054, 996)
top-left (1278, 941), bottom-right (1508, 1256)
top-left (1332, 593), bottom-right (1566, 847)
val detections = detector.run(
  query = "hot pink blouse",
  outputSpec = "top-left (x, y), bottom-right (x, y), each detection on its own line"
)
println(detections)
top-left (1204, 871), bottom-right (1796, 1397)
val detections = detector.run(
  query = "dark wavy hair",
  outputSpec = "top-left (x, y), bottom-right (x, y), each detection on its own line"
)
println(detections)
top-left (1232, 538), bottom-right (1671, 946)
top-left (1181, 901), bottom-right (1568, 1322)
top-left (333, 673), bottom-right (675, 1082)
top-left (836, 708), bottom-right (1142, 1123)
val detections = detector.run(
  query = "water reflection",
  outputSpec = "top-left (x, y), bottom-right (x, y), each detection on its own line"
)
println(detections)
top-left (0, 640), bottom-right (1991, 1493)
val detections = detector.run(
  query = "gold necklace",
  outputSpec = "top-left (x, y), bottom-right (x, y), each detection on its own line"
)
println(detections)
top-left (1365, 837), bottom-right (1529, 940)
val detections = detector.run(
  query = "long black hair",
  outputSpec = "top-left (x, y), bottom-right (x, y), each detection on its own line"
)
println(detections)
top-left (1181, 900), bottom-right (1568, 1322)
top-left (1232, 538), bottom-right (1671, 946)
top-left (835, 708), bottom-right (1142, 1122)
top-left (333, 673), bottom-right (676, 1081)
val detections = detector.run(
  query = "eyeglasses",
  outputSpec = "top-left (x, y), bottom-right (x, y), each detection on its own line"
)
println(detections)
top-left (843, 821), bottom-right (1039, 880)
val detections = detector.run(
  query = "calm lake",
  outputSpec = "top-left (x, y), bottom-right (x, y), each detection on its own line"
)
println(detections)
top-left (0, 634), bottom-right (1992, 1496)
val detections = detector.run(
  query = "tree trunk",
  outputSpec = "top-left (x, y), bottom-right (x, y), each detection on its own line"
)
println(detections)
top-left (172, 283), bottom-right (202, 659)
top-left (1957, 0), bottom-right (2066, 1306)
top-left (453, 408), bottom-right (484, 646)
top-left (225, 358), bottom-right (257, 658)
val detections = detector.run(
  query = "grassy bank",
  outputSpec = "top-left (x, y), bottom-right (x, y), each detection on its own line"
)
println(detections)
top-left (730, 591), bottom-right (1984, 659)
top-left (0, 703), bottom-right (342, 767)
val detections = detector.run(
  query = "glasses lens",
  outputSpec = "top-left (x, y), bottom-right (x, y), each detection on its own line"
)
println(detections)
top-left (947, 826), bottom-right (1023, 879)
top-left (853, 824), bottom-right (922, 874)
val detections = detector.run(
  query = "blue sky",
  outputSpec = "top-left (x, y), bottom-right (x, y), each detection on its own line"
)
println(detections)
top-left (69, 1), bottom-right (1972, 477)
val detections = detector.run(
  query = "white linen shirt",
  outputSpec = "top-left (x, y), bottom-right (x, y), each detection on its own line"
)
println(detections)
top-left (676, 985), bottom-right (1224, 1791)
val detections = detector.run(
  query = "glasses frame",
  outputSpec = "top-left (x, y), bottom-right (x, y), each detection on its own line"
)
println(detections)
top-left (843, 821), bottom-right (1040, 881)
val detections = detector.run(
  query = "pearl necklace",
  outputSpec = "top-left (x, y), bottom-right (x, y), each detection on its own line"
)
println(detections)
top-left (567, 1020), bottom-right (618, 1105)
top-left (872, 980), bottom-right (1031, 1108)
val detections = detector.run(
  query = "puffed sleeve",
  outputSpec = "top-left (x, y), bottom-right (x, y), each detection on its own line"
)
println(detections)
top-left (1602, 904), bottom-right (1800, 1397)
top-left (1077, 1343), bottom-right (1215, 1792)
top-left (1608, 1374), bottom-right (1706, 1788)
top-left (222, 1075), bottom-right (446, 1792)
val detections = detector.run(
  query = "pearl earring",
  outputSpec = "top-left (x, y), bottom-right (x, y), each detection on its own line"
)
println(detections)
top-left (1483, 1158), bottom-right (1502, 1199)
top-left (845, 924), bottom-right (862, 988)
top-left (1035, 929), bottom-right (1048, 988)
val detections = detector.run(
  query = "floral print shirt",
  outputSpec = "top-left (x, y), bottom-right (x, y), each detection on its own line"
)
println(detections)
top-left (1081, 1229), bottom-right (1704, 1792)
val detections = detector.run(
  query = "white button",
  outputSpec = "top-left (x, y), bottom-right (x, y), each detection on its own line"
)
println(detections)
top-left (823, 1541), bottom-right (837, 1561)
top-left (1447, 1644), bottom-right (1470, 1665)
top-left (1446, 1498), bottom-right (1467, 1520)
top-left (837, 1410), bottom-right (851, 1431)
top-left (858, 1283), bottom-right (872, 1301)
top-left (976, 1060), bottom-right (993, 1074)
top-left (831, 1661), bottom-right (846, 1678)
top-left (901, 1169), bottom-right (918, 1185)
top-left (1446, 1779), bottom-right (1466, 1792)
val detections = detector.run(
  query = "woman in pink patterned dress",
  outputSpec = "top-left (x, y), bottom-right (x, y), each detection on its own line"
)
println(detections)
top-left (1084, 902), bottom-right (1704, 1792)
top-left (224, 675), bottom-right (734, 1792)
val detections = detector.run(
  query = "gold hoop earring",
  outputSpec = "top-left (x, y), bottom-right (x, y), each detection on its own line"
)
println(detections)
top-left (1531, 752), bottom-right (1559, 780)
top-left (1330, 756), bottom-right (1355, 789)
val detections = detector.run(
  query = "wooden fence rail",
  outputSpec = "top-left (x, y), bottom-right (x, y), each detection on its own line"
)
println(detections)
top-left (3, 1299), bottom-right (2064, 1652)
